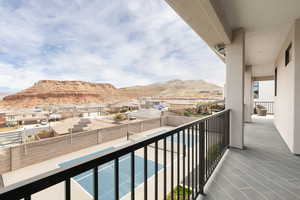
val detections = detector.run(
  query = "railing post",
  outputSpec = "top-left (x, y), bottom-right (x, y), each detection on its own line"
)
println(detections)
top-left (199, 121), bottom-right (205, 195)
top-left (226, 111), bottom-right (230, 147)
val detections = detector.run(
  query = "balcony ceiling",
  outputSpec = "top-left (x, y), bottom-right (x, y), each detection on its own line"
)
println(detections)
top-left (165, 0), bottom-right (232, 49)
top-left (220, 0), bottom-right (300, 77)
top-left (166, 0), bottom-right (300, 78)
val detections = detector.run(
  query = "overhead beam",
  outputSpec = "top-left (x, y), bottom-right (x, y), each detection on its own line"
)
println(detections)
top-left (252, 76), bottom-right (274, 81)
top-left (165, 0), bottom-right (232, 48)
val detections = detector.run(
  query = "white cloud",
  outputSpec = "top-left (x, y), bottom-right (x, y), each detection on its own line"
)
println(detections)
top-left (0, 0), bottom-right (225, 92)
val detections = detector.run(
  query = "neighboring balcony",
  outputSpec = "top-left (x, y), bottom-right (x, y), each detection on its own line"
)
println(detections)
top-left (254, 100), bottom-right (274, 115)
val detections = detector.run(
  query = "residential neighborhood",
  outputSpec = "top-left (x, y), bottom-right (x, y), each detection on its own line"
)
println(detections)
top-left (0, 96), bottom-right (224, 148)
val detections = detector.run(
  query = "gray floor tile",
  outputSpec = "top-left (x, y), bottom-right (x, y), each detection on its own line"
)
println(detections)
top-left (240, 188), bottom-right (267, 200)
top-left (203, 116), bottom-right (300, 200)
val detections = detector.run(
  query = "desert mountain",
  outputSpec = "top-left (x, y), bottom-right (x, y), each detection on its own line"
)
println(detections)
top-left (0, 93), bottom-right (9, 100)
top-left (0, 80), bottom-right (128, 108)
top-left (0, 79), bottom-right (222, 108)
top-left (121, 79), bottom-right (222, 97)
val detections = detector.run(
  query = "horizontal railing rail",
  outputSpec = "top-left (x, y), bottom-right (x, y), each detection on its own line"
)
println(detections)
top-left (254, 100), bottom-right (274, 114)
top-left (0, 109), bottom-right (230, 200)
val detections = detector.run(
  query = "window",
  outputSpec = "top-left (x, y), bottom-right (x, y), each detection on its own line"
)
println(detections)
top-left (285, 43), bottom-right (292, 66)
top-left (253, 81), bottom-right (259, 99)
top-left (275, 68), bottom-right (278, 96)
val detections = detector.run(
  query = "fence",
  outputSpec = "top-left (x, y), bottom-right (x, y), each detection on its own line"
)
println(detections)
top-left (0, 117), bottom-right (164, 174)
top-left (0, 126), bottom-right (54, 148)
top-left (254, 101), bottom-right (274, 114)
top-left (0, 110), bottom-right (230, 200)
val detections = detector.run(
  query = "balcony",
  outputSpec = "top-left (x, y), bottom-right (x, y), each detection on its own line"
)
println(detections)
top-left (203, 116), bottom-right (300, 200)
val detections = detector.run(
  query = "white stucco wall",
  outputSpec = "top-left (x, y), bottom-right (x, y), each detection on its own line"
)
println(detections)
top-left (274, 22), bottom-right (299, 154)
top-left (258, 81), bottom-right (274, 101)
top-left (293, 18), bottom-right (300, 154)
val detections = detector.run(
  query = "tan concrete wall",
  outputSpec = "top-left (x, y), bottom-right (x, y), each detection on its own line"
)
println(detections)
top-left (142, 118), bottom-right (162, 131)
top-left (0, 116), bottom-right (202, 174)
top-left (100, 124), bottom-right (128, 143)
top-left (127, 121), bottom-right (142, 134)
top-left (0, 117), bottom-right (165, 174)
top-left (9, 130), bottom-right (100, 171)
top-left (0, 149), bottom-right (11, 173)
top-left (165, 115), bottom-right (199, 127)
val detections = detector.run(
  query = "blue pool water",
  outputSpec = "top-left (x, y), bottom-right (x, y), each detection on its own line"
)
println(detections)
top-left (147, 130), bottom-right (198, 147)
top-left (59, 147), bottom-right (163, 200)
top-left (168, 133), bottom-right (198, 147)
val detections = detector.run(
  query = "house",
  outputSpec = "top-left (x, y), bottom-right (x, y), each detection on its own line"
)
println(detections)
top-left (4, 109), bottom-right (48, 126)
top-left (76, 104), bottom-right (106, 118)
top-left (211, 90), bottom-right (223, 96)
top-left (199, 90), bottom-right (210, 94)
top-left (0, 112), bottom-right (6, 128)
top-left (108, 100), bottom-right (140, 113)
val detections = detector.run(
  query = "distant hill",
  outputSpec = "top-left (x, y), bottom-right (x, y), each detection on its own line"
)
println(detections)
top-left (0, 93), bottom-right (9, 100)
top-left (121, 79), bottom-right (222, 98)
top-left (0, 80), bottom-right (128, 108)
top-left (0, 79), bottom-right (222, 108)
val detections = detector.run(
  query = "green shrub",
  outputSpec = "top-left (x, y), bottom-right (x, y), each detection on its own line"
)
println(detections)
top-left (167, 186), bottom-right (192, 200)
top-left (183, 111), bottom-right (191, 117)
top-left (207, 144), bottom-right (221, 161)
top-left (113, 113), bottom-right (126, 122)
top-left (120, 107), bottom-right (128, 113)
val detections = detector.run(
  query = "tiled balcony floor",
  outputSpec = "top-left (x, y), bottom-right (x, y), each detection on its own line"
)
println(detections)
top-left (202, 116), bottom-right (300, 200)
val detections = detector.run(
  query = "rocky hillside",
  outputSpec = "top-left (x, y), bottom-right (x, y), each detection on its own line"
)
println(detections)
top-left (0, 79), bottom-right (222, 108)
top-left (0, 80), bottom-right (129, 108)
top-left (121, 79), bottom-right (222, 97)
top-left (0, 93), bottom-right (9, 100)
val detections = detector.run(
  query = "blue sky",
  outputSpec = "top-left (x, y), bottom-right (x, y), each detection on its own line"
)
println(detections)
top-left (0, 0), bottom-right (225, 93)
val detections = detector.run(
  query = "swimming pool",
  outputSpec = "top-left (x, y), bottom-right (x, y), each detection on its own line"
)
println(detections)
top-left (59, 147), bottom-right (163, 200)
top-left (147, 130), bottom-right (198, 147)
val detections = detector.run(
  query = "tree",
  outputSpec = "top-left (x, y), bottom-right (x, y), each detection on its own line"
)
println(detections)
top-left (113, 113), bottom-right (126, 123)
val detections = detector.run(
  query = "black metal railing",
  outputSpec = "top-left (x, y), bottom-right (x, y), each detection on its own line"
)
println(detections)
top-left (0, 110), bottom-right (230, 200)
top-left (254, 101), bottom-right (274, 114)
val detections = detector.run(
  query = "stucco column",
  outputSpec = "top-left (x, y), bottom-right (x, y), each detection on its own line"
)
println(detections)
top-left (225, 28), bottom-right (245, 149)
top-left (244, 65), bottom-right (253, 122)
